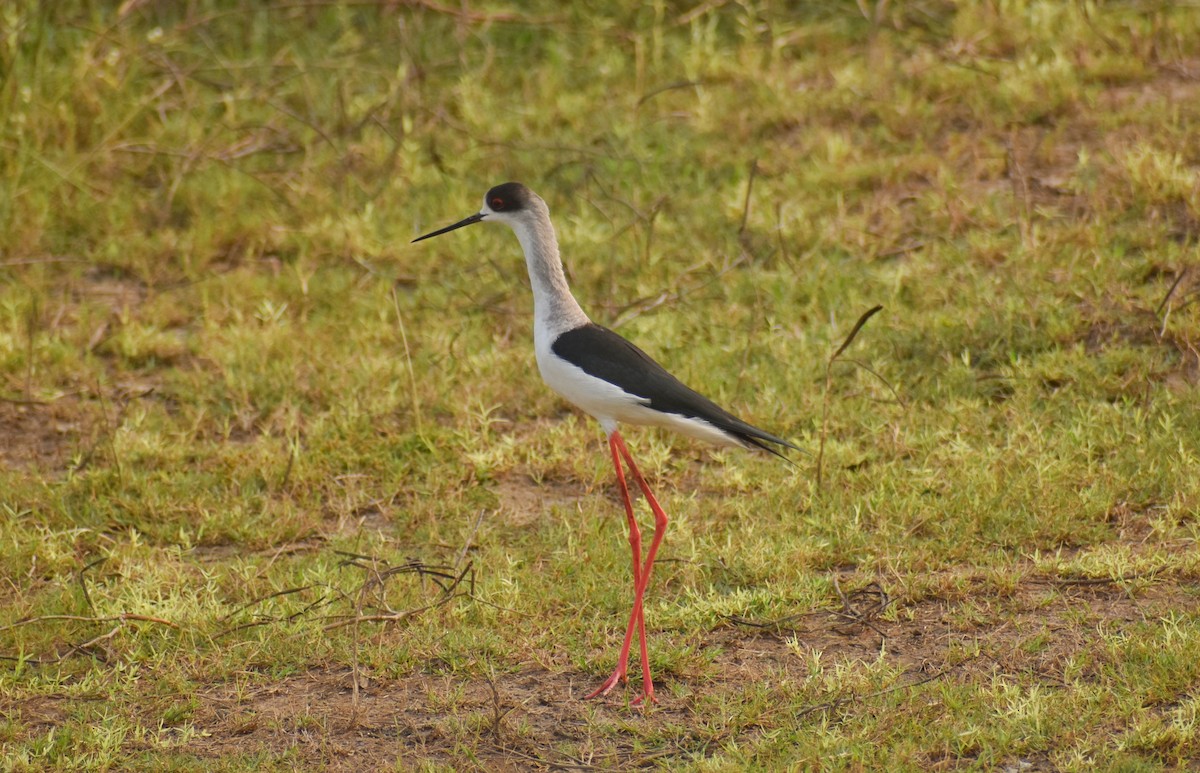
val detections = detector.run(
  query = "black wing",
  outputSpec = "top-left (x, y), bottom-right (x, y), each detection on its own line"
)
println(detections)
top-left (551, 323), bottom-right (799, 457)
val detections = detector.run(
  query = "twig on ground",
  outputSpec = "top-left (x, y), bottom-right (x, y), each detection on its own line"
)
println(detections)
top-left (219, 585), bottom-right (321, 622)
top-left (0, 395), bottom-right (50, 405)
top-left (24, 296), bottom-right (37, 399)
top-left (726, 578), bottom-right (893, 638)
top-left (0, 613), bottom-right (179, 633)
top-left (483, 668), bottom-right (514, 740)
top-left (326, 553), bottom-right (476, 718)
top-left (725, 610), bottom-right (823, 633)
top-left (1030, 572), bottom-right (1151, 587)
top-left (0, 613), bottom-right (179, 665)
top-left (72, 383), bottom-right (155, 476)
top-left (830, 577), bottom-right (892, 637)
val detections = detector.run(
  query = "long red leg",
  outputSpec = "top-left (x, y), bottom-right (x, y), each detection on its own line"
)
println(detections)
top-left (585, 431), bottom-right (649, 700)
top-left (613, 433), bottom-right (669, 706)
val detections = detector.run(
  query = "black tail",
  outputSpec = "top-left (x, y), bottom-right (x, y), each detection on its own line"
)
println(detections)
top-left (723, 419), bottom-right (804, 464)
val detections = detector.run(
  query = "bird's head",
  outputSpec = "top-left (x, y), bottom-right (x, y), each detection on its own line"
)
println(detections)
top-left (412, 182), bottom-right (542, 243)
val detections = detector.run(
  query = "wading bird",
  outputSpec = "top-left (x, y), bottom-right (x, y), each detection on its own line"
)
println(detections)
top-left (413, 182), bottom-right (797, 704)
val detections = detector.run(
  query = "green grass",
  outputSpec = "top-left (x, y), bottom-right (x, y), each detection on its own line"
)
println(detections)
top-left (2, 0), bottom-right (1200, 769)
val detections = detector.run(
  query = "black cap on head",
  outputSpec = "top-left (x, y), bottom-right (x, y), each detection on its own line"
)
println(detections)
top-left (485, 182), bottom-right (533, 213)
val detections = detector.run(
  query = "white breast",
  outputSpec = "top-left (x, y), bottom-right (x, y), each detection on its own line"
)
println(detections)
top-left (534, 332), bottom-right (638, 433)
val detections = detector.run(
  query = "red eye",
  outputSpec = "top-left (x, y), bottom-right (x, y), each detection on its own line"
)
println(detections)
top-left (491, 197), bottom-right (504, 209)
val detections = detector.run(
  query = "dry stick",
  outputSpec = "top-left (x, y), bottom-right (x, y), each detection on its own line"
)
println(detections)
top-left (0, 395), bottom-right (49, 405)
top-left (65, 625), bottom-right (122, 660)
top-left (737, 163), bottom-right (764, 376)
top-left (0, 614), bottom-right (179, 664)
top-left (1078, 0), bottom-right (1123, 53)
top-left (218, 585), bottom-right (320, 623)
top-left (1030, 571), bottom-right (1150, 587)
top-left (74, 380), bottom-right (135, 481)
top-left (323, 561), bottom-right (475, 624)
top-left (676, 0), bottom-right (730, 25)
top-left (725, 609), bottom-right (825, 632)
top-left (831, 573), bottom-right (851, 611)
top-left (505, 731), bottom-right (712, 771)
top-left (324, 604), bottom-right (448, 632)
top-left (830, 578), bottom-right (891, 637)
top-left (484, 667), bottom-right (513, 740)
top-left (499, 746), bottom-right (606, 772)
top-left (0, 256), bottom-right (86, 267)
top-left (815, 305), bottom-right (884, 491)
top-left (391, 288), bottom-right (423, 435)
top-left (641, 197), bottom-right (666, 267)
top-left (0, 613), bottom-right (178, 633)
top-left (0, 653), bottom-right (54, 665)
top-left (727, 579), bottom-right (891, 635)
top-left (214, 583), bottom-right (348, 638)
top-left (875, 241), bottom-right (926, 260)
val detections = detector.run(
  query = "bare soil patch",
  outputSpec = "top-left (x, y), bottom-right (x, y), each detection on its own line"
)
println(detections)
top-left (0, 397), bottom-right (100, 471)
top-left (493, 472), bottom-right (588, 528)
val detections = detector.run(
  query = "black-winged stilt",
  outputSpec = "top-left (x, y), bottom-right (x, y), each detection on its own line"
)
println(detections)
top-left (413, 182), bottom-right (797, 705)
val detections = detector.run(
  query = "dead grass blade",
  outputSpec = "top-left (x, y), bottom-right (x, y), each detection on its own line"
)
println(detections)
top-left (1155, 265), bottom-right (1190, 338)
top-left (213, 585), bottom-right (334, 639)
top-left (739, 158), bottom-right (758, 238)
top-left (816, 305), bottom-right (885, 491)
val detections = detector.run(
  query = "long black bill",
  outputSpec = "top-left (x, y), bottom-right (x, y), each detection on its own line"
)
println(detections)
top-left (411, 212), bottom-right (485, 243)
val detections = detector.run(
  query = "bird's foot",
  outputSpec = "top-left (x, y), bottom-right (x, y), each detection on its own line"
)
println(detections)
top-left (631, 687), bottom-right (658, 707)
top-left (586, 671), bottom-right (659, 706)
top-left (584, 668), bottom-right (626, 700)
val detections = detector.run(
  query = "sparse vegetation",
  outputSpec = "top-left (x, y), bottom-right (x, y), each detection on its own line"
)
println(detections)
top-left (2, 1), bottom-right (1199, 770)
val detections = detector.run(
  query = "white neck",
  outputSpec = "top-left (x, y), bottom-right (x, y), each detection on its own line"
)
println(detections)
top-left (511, 204), bottom-right (590, 339)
